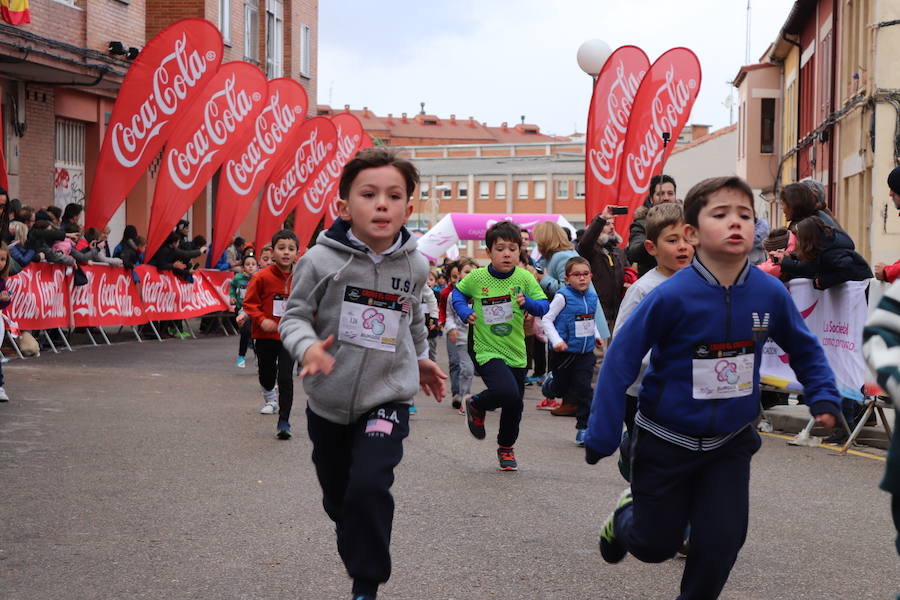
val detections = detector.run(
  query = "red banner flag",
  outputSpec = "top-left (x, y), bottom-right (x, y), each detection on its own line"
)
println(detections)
top-left (4, 263), bottom-right (70, 330)
top-left (321, 115), bottom-right (374, 231)
top-left (85, 19), bottom-right (223, 231)
top-left (70, 264), bottom-right (147, 327)
top-left (135, 265), bottom-right (229, 320)
top-left (255, 117), bottom-right (337, 249)
top-left (613, 47), bottom-right (701, 241)
top-left (583, 46), bottom-right (649, 222)
top-left (146, 61), bottom-right (268, 260)
top-left (0, 103), bottom-right (8, 190)
top-left (210, 78), bottom-right (309, 262)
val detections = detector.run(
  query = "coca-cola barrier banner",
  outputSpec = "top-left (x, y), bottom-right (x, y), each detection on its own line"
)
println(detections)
top-left (584, 46), bottom-right (649, 222)
top-left (70, 264), bottom-right (147, 327)
top-left (5, 263), bottom-right (70, 330)
top-left (86, 19), bottom-right (224, 231)
top-left (135, 266), bottom-right (229, 320)
top-left (256, 117), bottom-right (337, 250)
top-left (197, 269), bottom-right (235, 308)
top-left (146, 61), bottom-right (269, 260)
top-left (211, 78), bottom-right (310, 262)
top-left (320, 113), bottom-right (375, 232)
top-left (613, 47), bottom-right (701, 241)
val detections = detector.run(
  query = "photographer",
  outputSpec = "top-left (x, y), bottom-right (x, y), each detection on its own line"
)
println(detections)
top-left (577, 206), bottom-right (628, 333)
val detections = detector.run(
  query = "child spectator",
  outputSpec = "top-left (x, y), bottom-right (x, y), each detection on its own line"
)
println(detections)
top-left (257, 244), bottom-right (273, 268)
top-left (118, 236), bottom-right (145, 271)
top-left (452, 220), bottom-right (549, 471)
top-left (8, 221), bottom-right (37, 275)
top-left (445, 257), bottom-right (477, 414)
top-left (114, 225), bottom-right (139, 258)
top-left (230, 254), bottom-right (258, 368)
top-left (279, 148), bottom-right (445, 600)
top-left (613, 203), bottom-right (694, 440)
top-left (439, 261), bottom-right (462, 406)
top-left (772, 215), bottom-right (872, 289)
top-left (148, 232), bottom-right (206, 282)
top-left (79, 227), bottom-right (124, 267)
top-left (241, 230), bottom-right (298, 439)
top-left (0, 242), bottom-right (11, 401)
top-left (27, 220), bottom-right (73, 266)
top-left (540, 256), bottom-right (609, 446)
top-left (757, 226), bottom-right (793, 279)
top-left (584, 176), bottom-right (841, 599)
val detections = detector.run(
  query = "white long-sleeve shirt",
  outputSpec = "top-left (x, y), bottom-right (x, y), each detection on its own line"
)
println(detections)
top-left (541, 292), bottom-right (609, 349)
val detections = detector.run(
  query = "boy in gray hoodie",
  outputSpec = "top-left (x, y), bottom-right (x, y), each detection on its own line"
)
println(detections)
top-left (280, 148), bottom-right (446, 600)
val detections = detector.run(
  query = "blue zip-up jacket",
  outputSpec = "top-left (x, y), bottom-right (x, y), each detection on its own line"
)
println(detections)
top-left (584, 256), bottom-right (841, 457)
top-left (555, 285), bottom-right (602, 354)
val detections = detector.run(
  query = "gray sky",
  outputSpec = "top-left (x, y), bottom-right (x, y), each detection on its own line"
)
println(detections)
top-left (318, 0), bottom-right (793, 137)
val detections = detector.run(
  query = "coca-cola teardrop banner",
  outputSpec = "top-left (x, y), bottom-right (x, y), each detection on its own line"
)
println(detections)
top-left (583, 45), bottom-right (649, 222)
top-left (146, 61), bottom-right (268, 259)
top-left (255, 117), bottom-right (337, 249)
top-left (85, 18), bottom-right (224, 231)
top-left (211, 78), bottom-right (309, 262)
top-left (321, 114), bottom-right (374, 231)
top-left (613, 47), bottom-right (701, 241)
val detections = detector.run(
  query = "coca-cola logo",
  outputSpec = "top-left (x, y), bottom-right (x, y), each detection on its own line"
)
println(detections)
top-left (140, 272), bottom-right (178, 314)
top-left (224, 91), bottom-right (301, 196)
top-left (71, 269), bottom-right (142, 318)
top-left (587, 61), bottom-right (645, 186)
top-left (624, 65), bottom-right (696, 195)
top-left (8, 267), bottom-right (67, 321)
top-left (175, 278), bottom-right (221, 312)
top-left (112, 34), bottom-right (213, 168)
top-left (167, 74), bottom-right (256, 191)
top-left (325, 126), bottom-right (362, 219)
top-left (266, 128), bottom-right (331, 216)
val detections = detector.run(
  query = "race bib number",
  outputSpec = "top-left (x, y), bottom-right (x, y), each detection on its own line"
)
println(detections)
top-left (575, 313), bottom-right (595, 338)
top-left (482, 295), bottom-right (513, 325)
top-left (238, 286), bottom-right (247, 299)
top-left (272, 294), bottom-right (287, 317)
top-left (692, 340), bottom-right (755, 399)
top-left (339, 286), bottom-right (406, 352)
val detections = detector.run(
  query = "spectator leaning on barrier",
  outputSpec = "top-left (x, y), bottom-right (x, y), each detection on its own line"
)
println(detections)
top-left (114, 225), bottom-right (139, 258)
top-left (8, 221), bottom-right (36, 275)
top-left (874, 166), bottom-right (900, 284)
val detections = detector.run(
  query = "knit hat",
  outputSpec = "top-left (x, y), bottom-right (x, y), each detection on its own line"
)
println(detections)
top-left (888, 166), bottom-right (900, 195)
top-left (763, 227), bottom-right (790, 251)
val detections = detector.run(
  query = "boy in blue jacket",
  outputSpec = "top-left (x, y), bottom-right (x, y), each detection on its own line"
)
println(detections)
top-left (584, 176), bottom-right (841, 600)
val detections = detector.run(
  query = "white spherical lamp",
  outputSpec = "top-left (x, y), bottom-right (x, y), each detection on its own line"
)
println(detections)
top-left (576, 39), bottom-right (612, 77)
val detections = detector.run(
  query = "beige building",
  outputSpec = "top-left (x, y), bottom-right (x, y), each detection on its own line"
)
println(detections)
top-left (665, 125), bottom-right (738, 205)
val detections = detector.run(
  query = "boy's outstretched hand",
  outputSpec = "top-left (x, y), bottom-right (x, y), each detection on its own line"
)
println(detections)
top-left (300, 335), bottom-right (336, 377)
top-left (418, 359), bottom-right (448, 401)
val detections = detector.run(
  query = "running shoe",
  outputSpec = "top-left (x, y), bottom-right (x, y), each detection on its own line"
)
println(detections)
top-left (465, 396), bottom-right (486, 440)
top-left (260, 402), bottom-right (278, 415)
top-left (0, 386), bottom-right (8, 402)
top-left (575, 428), bottom-right (586, 447)
top-left (536, 398), bottom-right (559, 411)
top-left (276, 420), bottom-right (292, 440)
top-left (236, 356), bottom-right (246, 368)
top-left (599, 488), bottom-right (632, 564)
top-left (451, 395), bottom-right (462, 410)
top-left (497, 446), bottom-right (518, 471)
top-left (409, 403), bottom-right (417, 415)
top-left (541, 373), bottom-right (557, 399)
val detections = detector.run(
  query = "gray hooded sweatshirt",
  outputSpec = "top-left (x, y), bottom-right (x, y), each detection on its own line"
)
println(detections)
top-left (279, 220), bottom-right (429, 425)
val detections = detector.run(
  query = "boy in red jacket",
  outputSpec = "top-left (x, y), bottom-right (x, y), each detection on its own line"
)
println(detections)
top-left (242, 229), bottom-right (299, 439)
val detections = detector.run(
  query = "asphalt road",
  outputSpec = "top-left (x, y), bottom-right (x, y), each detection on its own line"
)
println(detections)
top-left (0, 335), bottom-right (895, 599)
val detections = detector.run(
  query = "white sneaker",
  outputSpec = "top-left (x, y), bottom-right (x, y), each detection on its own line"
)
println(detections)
top-left (0, 386), bottom-right (8, 402)
top-left (260, 402), bottom-right (278, 414)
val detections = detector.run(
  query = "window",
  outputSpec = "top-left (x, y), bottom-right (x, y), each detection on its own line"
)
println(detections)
top-left (556, 180), bottom-right (568, 199)
top-left (420, 183), bottom-right (429, 199)
top-left (54, 119), bottom-right (85, 208)
top-left (760, 98), bottom-right (776, 154)
top-left (244, 1), bottom-right (259, 62)
top-left (478, 181), bottom-right (489, 199)
top-left (300, 24), bottom-right (311, 77)
top-left (516, 181), bottom-right (528, 199)
top-left (575, 180), bottom-right (585, 199)
top-left (441, 183), bottom-right (452, 199)
top-left (265, 0), bottom-right (284, 78)
top-left (458, 182), bottom-right (468, 198)
top-left (534, 181), bottom-right (546, 200)
top-left (495, 181), bottom-right (506, 199)
top-left (219, 0), bottom-right (231, 44)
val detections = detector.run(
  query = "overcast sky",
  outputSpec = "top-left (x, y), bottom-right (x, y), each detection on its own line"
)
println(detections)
top-left (318, 0), bottom-right (793, 137)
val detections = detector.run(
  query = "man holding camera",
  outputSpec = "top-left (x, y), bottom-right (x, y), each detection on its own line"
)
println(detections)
top-left (626, 174), bottom-right (677, 277)
top-left (576, 205), bottom-right (628, 333)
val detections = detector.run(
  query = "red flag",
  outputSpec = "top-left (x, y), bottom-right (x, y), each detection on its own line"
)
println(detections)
top-left (85, 18), bottom-right (223, 231)
top-left (1, 0), bottom-right (30, 25)
top-left (321, 118), bottom-right (374, 230)
top-left (584, 46), bottom-right (649, 222)
top-left (0, 103), bottom-right (8, 190)
top-left (613, 48), bottom-right (701, 242)
top-left (211, 78), bottom-right (309, 262)
top-left (256, 117), bottom-right (337, 249)
top-left (145, 62), bottom-right (268, 259)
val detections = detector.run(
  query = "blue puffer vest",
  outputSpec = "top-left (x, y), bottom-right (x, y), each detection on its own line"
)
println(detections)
top-left (555, 284), bottom-right (599, 354)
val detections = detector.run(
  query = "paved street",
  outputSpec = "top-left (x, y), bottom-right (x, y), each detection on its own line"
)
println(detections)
top-left (0, 334), bottom-right (895, 600)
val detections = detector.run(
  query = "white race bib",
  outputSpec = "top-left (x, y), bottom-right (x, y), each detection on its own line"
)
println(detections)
top-left (339, 286), bottom-right (407, 352)
top-left (482, 295), bottom-right (513, 325)
top-left (575, 313), bottom-right (595, 338)
top-left (272, 294), bottom-right (287, 317)
top-left (692, 340), bottom-right (755, 399)
top-left (238, 286), bottom-right (247, 299)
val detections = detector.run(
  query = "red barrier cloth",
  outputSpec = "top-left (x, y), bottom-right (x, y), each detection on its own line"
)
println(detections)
top-left (197, 269), bottom-right (234, 308)
top-left (4, 263), bottom-right (70, 330)
top-left (135, 265), bottom-right (228, 320)
top-left (70, 265), bottom-right (148, 327)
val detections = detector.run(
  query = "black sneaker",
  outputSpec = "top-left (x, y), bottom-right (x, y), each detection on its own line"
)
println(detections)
top-left (465, 396), bottom-right (486, 440)
top-left (598, 488), bottom-right (632, 564)
top-left (276, 420), bottom-right (292, 440)
top-left (497, 446), bottom-right (518, 471)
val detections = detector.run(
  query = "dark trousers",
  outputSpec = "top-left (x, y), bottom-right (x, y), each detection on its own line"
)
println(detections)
top-left (306, 404), bottom-right (410, 597)
top-left (237, 319), bottom-right (252, 357)
top-left (526, 336), bottom-right (547, 377)
top-left (471, 358), bottom-right (525, 447)
top-left (615, 425), bottom-right (761, 600)
top-left (254, 338), bottom-right (294, 422)
top-left (548, 350), bottom-right (596, 429)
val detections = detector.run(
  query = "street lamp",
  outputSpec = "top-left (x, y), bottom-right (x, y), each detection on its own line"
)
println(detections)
top-left (576, 39), bottom-right (612, 80)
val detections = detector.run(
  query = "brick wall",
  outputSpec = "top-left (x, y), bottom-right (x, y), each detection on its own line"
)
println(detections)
top-left (27, 0), bottom-right (86, 48)
top-left (18, 86), bottom-right (55, 207)
top-left (86, 0), bottom-right (146, 52)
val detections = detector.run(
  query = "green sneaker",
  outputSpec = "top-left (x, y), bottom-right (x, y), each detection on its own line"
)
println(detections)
top-left (599, 487), bottom-right (632, 563)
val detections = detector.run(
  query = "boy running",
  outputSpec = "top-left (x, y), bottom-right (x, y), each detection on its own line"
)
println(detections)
top-left (584, 176), bottom-right (841, 599)
top-left (452, 221), bottom-right (549, 471)
top-left (279, 148), bottom-right (445, 600)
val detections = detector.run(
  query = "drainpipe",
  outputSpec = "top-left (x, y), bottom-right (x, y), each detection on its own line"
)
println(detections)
top-left (828, 0), bottom-right (838, 212)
